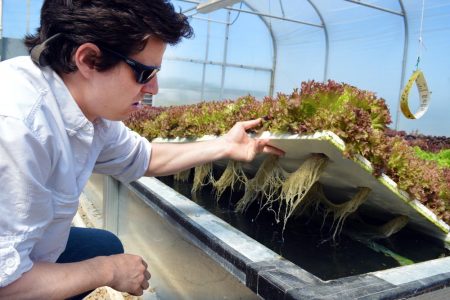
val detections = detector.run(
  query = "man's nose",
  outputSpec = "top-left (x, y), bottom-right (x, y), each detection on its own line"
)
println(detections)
top-left (141, 75), bottom-right (159, 95)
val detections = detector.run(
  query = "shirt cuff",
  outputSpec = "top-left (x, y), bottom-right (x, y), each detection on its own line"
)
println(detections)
top-left (0, 245), bottom-right (24, 287)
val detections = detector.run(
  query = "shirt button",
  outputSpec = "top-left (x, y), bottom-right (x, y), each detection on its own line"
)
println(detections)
top-left (6, 257), bottom-right (16, 268)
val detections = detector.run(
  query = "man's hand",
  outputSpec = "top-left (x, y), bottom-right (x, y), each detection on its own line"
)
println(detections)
top-left (0, 254), bottom-right (151, 299)
top-left (221, 118), bottom-right (285, 162)
top-left (107, 254), bottom-right (151, 296)
top-left (146, 118), bottom-right (284, 177)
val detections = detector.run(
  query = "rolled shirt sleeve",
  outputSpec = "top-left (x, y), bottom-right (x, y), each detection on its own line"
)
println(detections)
top-left (0, 246), bottom-right (21, 285)
top-left (94, 121), bottom-right (152, 184)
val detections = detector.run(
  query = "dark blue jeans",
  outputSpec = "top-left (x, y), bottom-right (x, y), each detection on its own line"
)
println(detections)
top-left (56, 227), bottom-right (124, 300)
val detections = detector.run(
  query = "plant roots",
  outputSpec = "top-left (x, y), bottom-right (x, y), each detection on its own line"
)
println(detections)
top-left (213, 160), bottom-right (247, 199)
top-left (192, 163), bottom-right (213, 193)
top-left (235, 155), bottom-right (286, 214)
top-left (174, 168), bottom-right (191, 182)
top-left (310, 183), bottom-right (371, 240)
top-left (280, 154), bottom-right (329, 231)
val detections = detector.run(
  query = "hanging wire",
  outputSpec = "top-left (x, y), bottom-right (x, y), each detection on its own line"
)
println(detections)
top-left (416, 0), bottom-right (426, 69)
top-left (229, 1), bottom-right (244, 25)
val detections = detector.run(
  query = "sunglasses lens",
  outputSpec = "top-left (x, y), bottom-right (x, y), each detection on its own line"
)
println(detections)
top-left (139, 68), bottom-right (159, 84)
top-left (102, 47), bottom-right (160, 84)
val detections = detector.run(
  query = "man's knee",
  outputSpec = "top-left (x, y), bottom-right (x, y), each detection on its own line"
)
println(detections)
top-left (59, 227), bottom-right (124, 263)
top-left (92, 228), bottom-right (124, 256)
top-left (100, 229), bottom-right (124, 255)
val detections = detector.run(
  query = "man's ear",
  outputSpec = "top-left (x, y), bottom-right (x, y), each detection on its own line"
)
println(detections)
top-left (74, 43), bottom-right (101, 79)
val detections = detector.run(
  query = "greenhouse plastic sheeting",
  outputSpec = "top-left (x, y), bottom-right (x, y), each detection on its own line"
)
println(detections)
top-left (1, 1), bottom-right (449, 135)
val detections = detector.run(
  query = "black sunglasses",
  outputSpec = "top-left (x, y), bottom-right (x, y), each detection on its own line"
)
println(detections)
top-left (101, 47), bottom-right (160, 84)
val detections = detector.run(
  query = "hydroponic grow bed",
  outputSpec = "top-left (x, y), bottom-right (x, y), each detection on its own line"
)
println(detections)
top-left (153, 131), bottom-right (450, 247)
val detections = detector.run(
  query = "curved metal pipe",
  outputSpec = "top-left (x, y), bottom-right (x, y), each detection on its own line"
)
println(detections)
top-left (306, 0), bottom-right (330, 82)
top-left (395, 0), bottom-right (409, 130)
top-left (220, 10), bottom-right (231, 99)
top-left (245, 1), bottom-right (328, 96)
top-left (342, 0), bottom-right (409, 129)
top-left (245, 1), bottom-right (278, 97)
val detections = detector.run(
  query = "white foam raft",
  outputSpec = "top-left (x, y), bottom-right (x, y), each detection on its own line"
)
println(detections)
top-left (152, 130), bottom-right (450, 247)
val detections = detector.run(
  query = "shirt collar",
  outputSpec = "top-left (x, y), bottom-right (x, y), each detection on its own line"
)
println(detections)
top-left (41, 66), bottom-right (109, 134)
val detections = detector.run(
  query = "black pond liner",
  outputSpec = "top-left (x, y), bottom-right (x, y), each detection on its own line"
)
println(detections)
top-left (128, 176), bottom-right (450, 299)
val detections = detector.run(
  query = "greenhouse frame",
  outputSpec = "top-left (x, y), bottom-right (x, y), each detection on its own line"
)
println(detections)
top-left (1, 1), bottom-right (450, 299)
top-left (1, 0), bottom-right (449, 134)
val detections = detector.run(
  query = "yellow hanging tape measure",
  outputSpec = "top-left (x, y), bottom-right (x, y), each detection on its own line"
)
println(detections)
top-left (400, 70), bottom-right (431, 119)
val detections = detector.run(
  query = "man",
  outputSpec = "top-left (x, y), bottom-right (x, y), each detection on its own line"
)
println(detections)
top-left (0, 0), bottom-right (283, 299)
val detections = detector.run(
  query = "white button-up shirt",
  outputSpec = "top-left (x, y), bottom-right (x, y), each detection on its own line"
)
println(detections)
top-left (0, 56), bottom-right (152, 287)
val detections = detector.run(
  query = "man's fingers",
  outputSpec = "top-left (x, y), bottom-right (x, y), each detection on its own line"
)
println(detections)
top-left (263, 145), bottom-right (285, 156)
top-left (141, 259), bottom-right (148, 269)
top-left (132, 289), bottom-right (144, 297)
top-left (144, 270), bottom-right (151, 280)
top-left (239, 118), bottom-right (263, 130)
top-left (141, 280), bottom-right (150, 290)
top-left (258, 140), bottom-right (285, 156)
top-left (263, 146), bottom-right (285, 156)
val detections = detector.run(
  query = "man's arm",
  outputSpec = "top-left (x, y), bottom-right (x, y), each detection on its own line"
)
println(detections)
top-left (0, 254), bottom-right (150, 300)
top-left (146, 119), bottom-right (284, 177)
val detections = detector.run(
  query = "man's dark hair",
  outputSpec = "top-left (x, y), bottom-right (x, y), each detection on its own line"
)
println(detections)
top-left (24, 0), bottom-right (193, 74)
